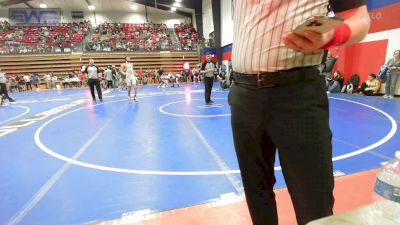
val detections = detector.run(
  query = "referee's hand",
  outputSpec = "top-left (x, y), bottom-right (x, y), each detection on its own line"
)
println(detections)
top-left (282, 30), bottom-right (334, 53)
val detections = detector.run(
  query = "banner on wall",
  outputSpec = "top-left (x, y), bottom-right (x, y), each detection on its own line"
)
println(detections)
top-left (200, 48), bottom-right (217, 62)
top-left (9, 8), bottom-right (61, 25)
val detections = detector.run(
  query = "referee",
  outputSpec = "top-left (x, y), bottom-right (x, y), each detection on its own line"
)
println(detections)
top-left (0, 68), bottom-right (15, 103)
top-left (201, 53), bottom-right (217, 105)
top-left (229, 1), bottom-right (370, 225)
top-left (83, 59), bottom-right (103, 101)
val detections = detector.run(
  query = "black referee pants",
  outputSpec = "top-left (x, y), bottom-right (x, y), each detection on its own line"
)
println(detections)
top-left (228, 74), bottom-right (334, 225)
top-left (0, 83), bottom-right (12, 100)
top-left (204, 76), bottom-right (214, 103)
top-left (107, 80), bottom-right (113, 89)
top-left (88, 79), bottom-right (102, 100)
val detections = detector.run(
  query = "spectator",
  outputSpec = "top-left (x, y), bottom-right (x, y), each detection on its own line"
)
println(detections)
top-left (10, 78), bottom-right (18, 92)
top-left (341, 74), bottom-right (360, 94)
top-left (358, 73), bottom-right (380, 96)
top-left (15, 75), bottom-right (23, 91)
top-left (0, 21), bottom-right (90, 54)
top-left (143, 75), bottom-right (148, 85)
top-left (326, 71), bottom-right (344, 93)
top-left (111, 65), bottom-right (118, 88)
top-left (23, 74), bottom-right (32, 90)
top-left (192, 65), bottom-right (201, 84)
top-left (79, 67), bottom-right (87, 87)
top-left (44, 72), bottom-right (52, 89)
top-left (32, 73), bottom-right (41, 90)
top-left (218, 70), bottom-right (229, 90)
top-left (51, 74), bottom-right (58, 89)
top-left (383, 50), bottom-right (400, 98)
top-left (105, 66), bottom-right (113, 89)
top-left (321, 51), bottom-right (338, 78)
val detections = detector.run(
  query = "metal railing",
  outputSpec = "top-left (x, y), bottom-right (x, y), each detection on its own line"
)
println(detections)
top-left (0, 36), bottom-right (199, 55)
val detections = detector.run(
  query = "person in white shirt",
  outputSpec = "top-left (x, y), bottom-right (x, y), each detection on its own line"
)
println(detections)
top-left (23, 74), bottom-right (32, 91)
top-left (0, 68), bottom-right (15, 103)
top-left (44, 73), bottom-right (51, 89)
top-left (51, 75), bottom-right (58, 89)
top-left (120, 56), bottom-right (138, 101)
top-left (83, 59), bottom-right (103, 101)
top-left (192, 66), bottom-right (201, 84)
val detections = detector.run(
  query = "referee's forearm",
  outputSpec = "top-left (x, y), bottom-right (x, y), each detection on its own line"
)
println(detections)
top-left (337, 5), bottom-right (370, 46)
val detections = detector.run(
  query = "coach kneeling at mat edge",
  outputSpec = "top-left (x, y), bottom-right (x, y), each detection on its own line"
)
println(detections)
top-left (229, 1), bottom-right (370, 225)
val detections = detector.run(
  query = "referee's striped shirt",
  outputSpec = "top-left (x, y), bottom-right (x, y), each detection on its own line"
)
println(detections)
top-left (232, 0), bottom-right (365, 74)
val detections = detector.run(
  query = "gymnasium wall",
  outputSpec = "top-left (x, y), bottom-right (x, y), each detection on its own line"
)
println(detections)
top-left (202, 0), bottom-right (214, 38)
top-left (220, 0), bottom-right (233, 47)
top-left (0, 8), bottom-right (190, 27)
top-left (215, 0), bottom-right (400, 92)
top-left (192, 11), bottom-right (197, 32)
top-left (334, 1), bottom-right (400, 83)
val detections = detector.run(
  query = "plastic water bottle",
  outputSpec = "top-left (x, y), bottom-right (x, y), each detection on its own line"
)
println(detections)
top-left (366, 151), bottom-right (400, 225)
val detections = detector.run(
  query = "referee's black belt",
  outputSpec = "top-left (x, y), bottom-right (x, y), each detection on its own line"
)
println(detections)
top-left (233, 66), bottom-right (319, 88)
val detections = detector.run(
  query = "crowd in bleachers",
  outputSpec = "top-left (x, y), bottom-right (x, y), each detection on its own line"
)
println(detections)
top-left (2, 70), bottom-right (85, 92)
top-left (0, 21), bottom-right (91, 54)
top-left (0, 20), bottom-right (199, 54)
top-left (86, 22), bottom-right (175, 52)
top-left (175, 23), bottom-right (198, 51)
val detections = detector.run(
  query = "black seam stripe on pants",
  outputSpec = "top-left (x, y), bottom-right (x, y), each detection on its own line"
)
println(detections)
top-left (228, 74), bottom-right (334, 225)
top-left (204, 76), bottom-right (214, 102)
top-left (107, 80), bottom-right (113, 89)
top-left (88, 79), bottom-right (102, 100)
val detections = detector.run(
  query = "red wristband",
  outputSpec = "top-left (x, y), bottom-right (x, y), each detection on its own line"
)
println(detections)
top-left (320, 23), bottom-right (351, 50)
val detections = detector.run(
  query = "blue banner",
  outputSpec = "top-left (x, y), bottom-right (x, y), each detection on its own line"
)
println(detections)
top-left (9, 8), bottom-right (61, 25)
top-left (367, 0), bottom-right (400, 10)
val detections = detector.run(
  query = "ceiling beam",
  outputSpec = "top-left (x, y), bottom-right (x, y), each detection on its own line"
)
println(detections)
top-left (0, 0), bottom-right (33, 7)
top-left (134, 0), bottom-right (193, 18)
top-left (152, 0), bottom-right (197, 9)
top-left (24, 1), bottom-right (34, 8)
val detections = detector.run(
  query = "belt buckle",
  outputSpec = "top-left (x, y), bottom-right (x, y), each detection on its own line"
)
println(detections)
top-left (257, 73), bottom-right (275, 88)
top-left (257, 73), bottom-right (263, 88)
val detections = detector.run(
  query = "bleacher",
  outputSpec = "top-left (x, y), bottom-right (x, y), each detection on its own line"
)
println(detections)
top-left (0, 21), bottom-right (91, 54)
top-left (175, 23), bottom-right (198, 51)
top-left (0, 20), bottom-right (200, 86)
top-left (0, 51), bottom-right (199, 83)
top-left (0, 21), bottom-right (199, 54)
top-left (87, 23), bottom-right (175, 52)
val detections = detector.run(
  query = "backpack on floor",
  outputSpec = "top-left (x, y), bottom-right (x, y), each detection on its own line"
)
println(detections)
top-left (348, 74), bottom-right (360, 89)
top-left (378, 65), bottom-right (389, 83)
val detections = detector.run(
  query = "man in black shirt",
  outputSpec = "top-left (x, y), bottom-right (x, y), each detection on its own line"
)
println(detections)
top-left (322, 50), bottom-right (339, 79)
